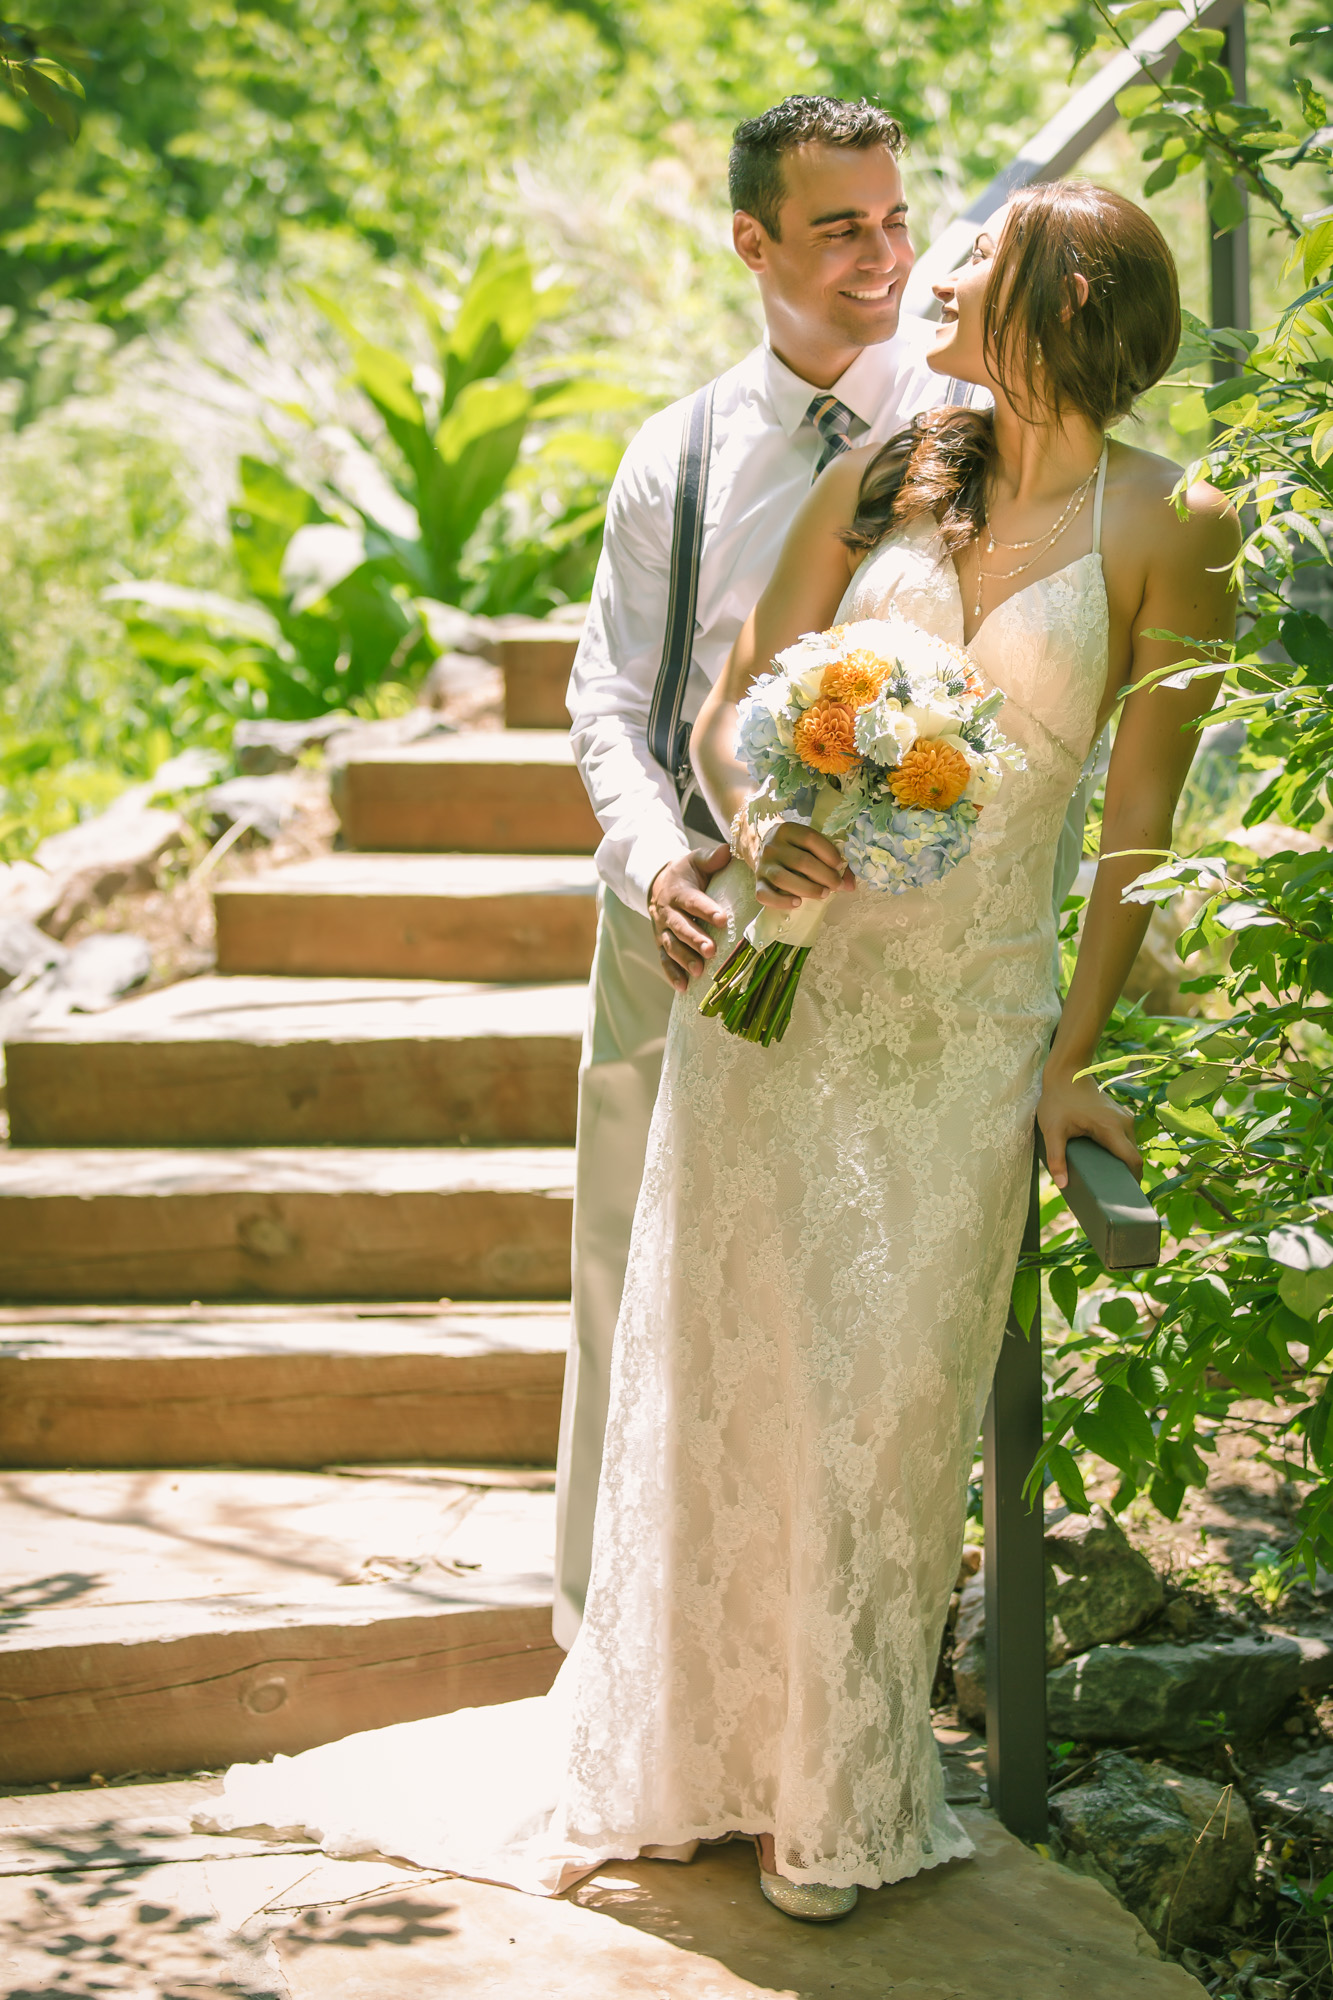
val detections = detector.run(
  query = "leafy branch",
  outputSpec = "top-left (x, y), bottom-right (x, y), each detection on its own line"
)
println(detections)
top-left (0, 19), bottom-right (91, 139)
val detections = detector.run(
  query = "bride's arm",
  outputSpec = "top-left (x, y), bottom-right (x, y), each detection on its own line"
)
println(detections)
top-left (691, 450), bottom-right (866, 911)
top-left (1038, 479), bottom-right (1240, 1187)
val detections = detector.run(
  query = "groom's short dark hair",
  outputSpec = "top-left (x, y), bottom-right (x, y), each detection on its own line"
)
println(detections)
top-left (729, 97), bottom-right (906, 240)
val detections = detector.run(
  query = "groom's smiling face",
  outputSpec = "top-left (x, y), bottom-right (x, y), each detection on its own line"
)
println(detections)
top-left (733, 142), bottom-right (914, 379)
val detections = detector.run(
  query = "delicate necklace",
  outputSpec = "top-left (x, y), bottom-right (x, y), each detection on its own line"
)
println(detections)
top-left (972, 469), bottom-right (1097, 621)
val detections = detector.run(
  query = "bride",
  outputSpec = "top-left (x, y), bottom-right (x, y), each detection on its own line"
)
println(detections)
top-left (199, 179), bottom-right (1238, 1920)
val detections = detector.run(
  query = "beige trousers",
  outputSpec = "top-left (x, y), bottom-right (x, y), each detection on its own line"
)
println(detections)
top-left (553, 885), bottom-right (674, 1649)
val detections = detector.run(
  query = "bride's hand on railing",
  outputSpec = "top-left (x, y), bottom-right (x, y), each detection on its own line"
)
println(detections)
top-left (752, 823), bottom-right (855, 912)
top-left (1037, 1066), bottom-right (1141, 1190)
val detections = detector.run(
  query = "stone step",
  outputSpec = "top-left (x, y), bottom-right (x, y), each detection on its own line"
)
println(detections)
top-left (214, 852), bottom-right (598, 982)
top-left (0, 1146), bottom-right (574, 1302)
top-left (339, 730), bottom-right (600, 854)
top-left (6, 975), bottom-right (584, 1148)
top-left (0, 1301), bottom-right (567, 1469)
top-left (497, 627), bottom-right (578, 729)
top-left (0, 1464), bottom-right (561, 1782)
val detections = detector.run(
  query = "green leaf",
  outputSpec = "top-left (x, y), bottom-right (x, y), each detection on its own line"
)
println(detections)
top-left (1280, 1269), bottom-right (1333, 1322)
top-left (1115, 83), bottom-right (1161, 118)
top-left (444, 248), bottom-right (540, 412)
top-left (1177, 26), bottom-right (1224, 57)
top-left (1074, 1383), bottom-right (1156, 1475)
top-left (19, 63), bottom-right (78, 138)
top-left (1011, 1265), bottom-right (1040, 1336)
top-left (1208, 175), bottom-right (1247, 234)
top-left (530, 381), bottom-right (642, 418)
top-left (1150, 1471), bottom-right (1187, 1520)
top-left (1296, 77), bottom-right (1329, 131)
top-left (1308, 942), bottom-right (1333, 997)
top-left (1280, 612), bottom-right (1333, 680)
top-left (1169, 392), bottom-right (1208, 436)
top-left (1268, 1225), bottom-right (1333, 1274)
top-left (1144, 157), bottom-right (1181, 196)
top-left (1157, 1101), bottom-right (1225, 1143)
top-left (1047, 1445), bottom-right (1090, 1514)
top-left (353, 343), bottom-right (424, 428)
top-left (1165, 1063), bottom-right (1228, 1107)
top-left (1049, 1264), bottom-right (1080, 1327)
top-left (1099, 1297), bottom-right (1140, 1336)
top-left (1205, 372), bottom-right (1263, 412)
top-left (435, 378), bottom-right (532, 465)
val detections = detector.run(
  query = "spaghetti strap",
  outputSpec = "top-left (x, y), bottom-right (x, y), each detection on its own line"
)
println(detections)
top-left (1091, 440), bottom-right (1109, 555)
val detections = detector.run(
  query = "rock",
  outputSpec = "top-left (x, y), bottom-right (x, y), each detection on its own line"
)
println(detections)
top-left (57, 933), bottom-right (152, 1013)
top-left (1052, 1750), bottom-right (1256, 1946)
top-left (418, 650), bottom-right (504, 714)
top-left (1249, 1743), bottom-right (1333, 1840)
top-left (0, 860), bottom-right (61, 928)
top-left (949, 1508), bottom-right (1165, 1727)
top-left (232, 716), bottom-right (350, 776)
top-left (202, 774), bottom-right (304, 844)
top-left (415, 600), bottom-right (500, 658)
top-left (146, 747), bottom-right (227, 796)
top-left (1045, 1507), bottom-right (1164, 1664)
top-left (34, 804), bottom-right (186, 939)
top-left (1047, 1632), bottom-right (1333, 1749)
top-left (0, 915), bottom-right (63, 990)
top-left (952, 1571), bottom-right (987, 1728)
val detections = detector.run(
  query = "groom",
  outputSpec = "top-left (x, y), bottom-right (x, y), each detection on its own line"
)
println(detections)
top-left (553, 94), bottom-right (983, 1649)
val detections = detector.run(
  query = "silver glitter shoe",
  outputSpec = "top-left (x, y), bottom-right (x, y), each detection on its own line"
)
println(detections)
top-left (758, 1866), bottom-right (858, 1922)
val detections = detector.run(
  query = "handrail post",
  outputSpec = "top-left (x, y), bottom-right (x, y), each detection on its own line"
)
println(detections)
top-left (982, 1149), bottom-right (1048, 1842)
top-left (1210, 5), bottom-right (1251, 385)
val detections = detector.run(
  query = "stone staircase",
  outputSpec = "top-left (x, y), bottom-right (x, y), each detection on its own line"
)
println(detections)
top-left (0, 631), bottom-right (592, 1787)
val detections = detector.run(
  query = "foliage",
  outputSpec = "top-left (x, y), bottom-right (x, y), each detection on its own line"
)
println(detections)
top-left (0, 0), bottom-right (1094, 404)
top-left (107, 248), bottom-right (634, 724)
top-left (1026, 4), bottom-right (1333, 1583)
top-left (0, 18), bottom-right (88, 138)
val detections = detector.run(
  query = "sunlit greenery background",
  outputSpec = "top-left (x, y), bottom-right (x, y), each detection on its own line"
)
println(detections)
top-left (0, 0), bottom-right (1321, 851)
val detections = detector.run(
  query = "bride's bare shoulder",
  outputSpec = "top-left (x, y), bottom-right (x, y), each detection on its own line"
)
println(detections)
top-left (1106, 438), bottom-right (1238, 567)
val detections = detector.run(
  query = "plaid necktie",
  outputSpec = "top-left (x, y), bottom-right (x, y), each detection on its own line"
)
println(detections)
top-left (807, 392), bottom-right (859, 475)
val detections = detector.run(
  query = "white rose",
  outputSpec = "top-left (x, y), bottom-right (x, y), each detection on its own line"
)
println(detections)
top-left (953, 742), bottom-right (1005, 807)
top-left (905, 699), bottom-right (968, 742)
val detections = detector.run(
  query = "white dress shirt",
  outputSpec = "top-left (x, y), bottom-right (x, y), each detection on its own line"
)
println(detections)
top-left (568, 318), bottom-right (962, 915)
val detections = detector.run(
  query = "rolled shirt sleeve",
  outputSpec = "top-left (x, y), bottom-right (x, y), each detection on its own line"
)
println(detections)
top-left (567, 412), bottom-right (695, 917)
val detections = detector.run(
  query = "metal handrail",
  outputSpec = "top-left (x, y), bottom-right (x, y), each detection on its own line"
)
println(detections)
top-left (982, 1137), bottom-right (1160, 1842)
top-left (904, 0), bottom-right (1244, 319)
top-left (945, 0), bottom-right (1251, 1844)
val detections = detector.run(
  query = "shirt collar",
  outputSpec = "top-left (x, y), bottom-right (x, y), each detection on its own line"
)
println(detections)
top-left (761, 334), bottom-right (904, 437)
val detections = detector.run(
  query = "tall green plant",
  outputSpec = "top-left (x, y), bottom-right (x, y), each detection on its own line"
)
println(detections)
top-left (1026, 6), bottom-right (1333, 1580)
top-left (111, 249), bottom-right (635, 723)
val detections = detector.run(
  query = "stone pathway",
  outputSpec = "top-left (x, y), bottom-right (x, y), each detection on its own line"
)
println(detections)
top-left (0, 1771), bottom-right (1205, 1998)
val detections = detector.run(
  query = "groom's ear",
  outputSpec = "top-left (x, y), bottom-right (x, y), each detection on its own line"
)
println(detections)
top-left (733, 209), bottom-right (771, 273)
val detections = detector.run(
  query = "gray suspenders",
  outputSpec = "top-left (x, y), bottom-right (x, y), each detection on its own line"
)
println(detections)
top-left (648, 379), bottom-right (723, 842)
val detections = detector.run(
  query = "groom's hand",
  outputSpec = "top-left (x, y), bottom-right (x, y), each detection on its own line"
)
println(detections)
top-left (649, 845), bottom-right (730, 993)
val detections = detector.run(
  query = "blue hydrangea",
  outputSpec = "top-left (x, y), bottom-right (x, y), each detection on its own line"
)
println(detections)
top-left (844, 800), bottom-right (980, 894)
top-left (736, 684), bottom-right (816, 807)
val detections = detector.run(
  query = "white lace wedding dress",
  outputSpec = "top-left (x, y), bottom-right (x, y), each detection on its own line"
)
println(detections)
top-left (197, 455), bottom-right (1110, 1897)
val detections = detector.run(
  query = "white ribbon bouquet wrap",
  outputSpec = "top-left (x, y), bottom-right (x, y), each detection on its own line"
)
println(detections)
top-left (699, 614), bottom-right (1025, 1047)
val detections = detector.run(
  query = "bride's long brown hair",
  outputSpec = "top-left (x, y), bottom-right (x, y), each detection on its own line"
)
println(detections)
top-left (845, 180), bottom-right (1182, 558)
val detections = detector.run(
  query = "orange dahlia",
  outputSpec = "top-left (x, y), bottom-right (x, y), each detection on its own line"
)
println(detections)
top-left (888, 738), bottom-right (972, 810)
top-left (821, 650), bottom-right (893, 709)
top-left (793, 698), bottom-right (861, 776)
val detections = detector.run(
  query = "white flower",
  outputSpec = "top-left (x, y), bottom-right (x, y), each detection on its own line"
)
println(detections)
top-left (751, 671), bottom-right (797, 745)
top-left (855, 694), bottom-right (917, 767)
top-left (905, 698), bottom-right (968, 742)
top-left (953, 741), bottom-right (1005, 807)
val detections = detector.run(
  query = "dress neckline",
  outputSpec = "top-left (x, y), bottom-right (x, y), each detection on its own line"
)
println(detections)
top-left (957, 440), bottom-right (1110, 649)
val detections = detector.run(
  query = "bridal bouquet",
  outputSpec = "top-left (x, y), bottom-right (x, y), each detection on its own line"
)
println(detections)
top-left (700, 614), bottom-right (1024, 1047)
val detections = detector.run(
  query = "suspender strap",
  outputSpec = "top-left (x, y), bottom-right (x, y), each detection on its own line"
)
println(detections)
top-left (648, 381), bottom-right (721, 839)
